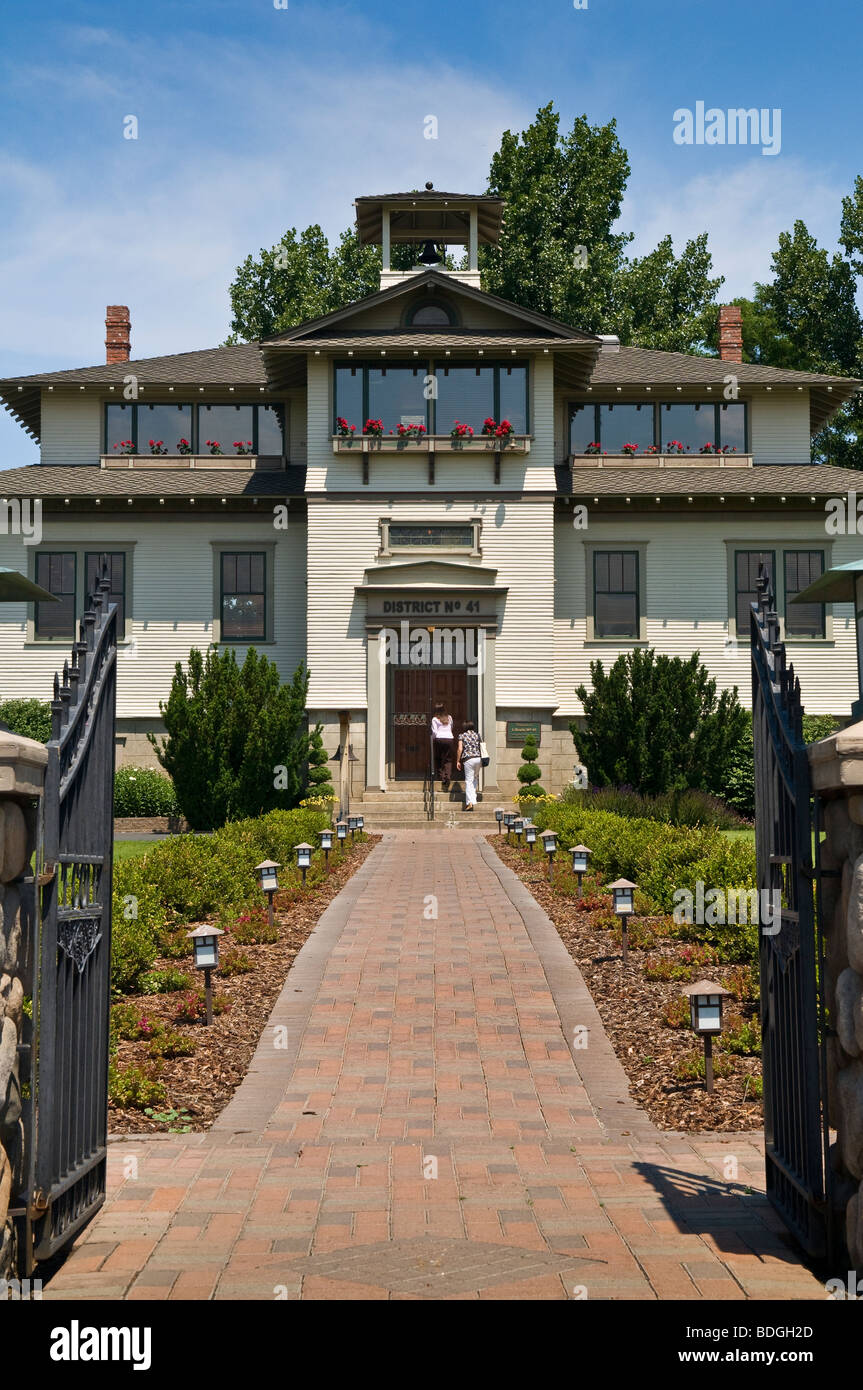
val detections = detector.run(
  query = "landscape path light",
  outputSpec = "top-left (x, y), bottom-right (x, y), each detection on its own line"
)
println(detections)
top-left (336, 819), bottom-right (348, 843)
top-left (513, 817), bottom-right (524, 845)
top-left (525, 823), bottom-right (537, 852)
top-left (295, 842), bottom-right (313, 887)
top-left (494, 807), bottom-right (505, 834)
top-left (255, 859), bottom-right (280, 929)
top-left (608, 878), bottom-right (637, 964)
top-left (541, 829), bottom-right (558, 880)
top-left (682, 980), bottom-right (732, 1093)
top-left (356, 813), bottom-right (364, 834)
top-left (348, 814), bottom-right (358, 840)
top-left (318, 827), bottom-right (333, 868)
top-left (503, 811), bottom-right (515, 839)
top-left (569, 845), bottom-right (592, 898)
top-left (186, 924), bottom-right (224, 1026)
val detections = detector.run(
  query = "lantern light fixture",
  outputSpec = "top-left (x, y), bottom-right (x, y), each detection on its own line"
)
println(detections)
top-left (525, 824), bottom-right (537, 851)
top-left (185, 924), bottom-right (224, 1025)
top-left (295, 842), bottom-right (313, 885)
top-left (569, 844), bottom-right (592, 896)
top-left (336, 819), bottom-right (348, 841)
top-left (318, 827), bottom-right (333, 867)
top-left (495, 807), bottom-right (505, 834)
top-left (607, 878), bottom-right (637, 964)
top-left (682, 980), bottom-right (732, 1091)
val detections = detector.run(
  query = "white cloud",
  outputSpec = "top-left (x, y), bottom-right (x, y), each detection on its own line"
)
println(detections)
top-left (624, 158), bottom-right (849, 299)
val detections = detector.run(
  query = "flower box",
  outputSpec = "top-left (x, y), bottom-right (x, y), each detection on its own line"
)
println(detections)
top-left (101, 454), bottom-right (281, 471)
top-left (332, 434), bottom-right (531, 455)
top-left (569, 451), bottom-right (752, 470)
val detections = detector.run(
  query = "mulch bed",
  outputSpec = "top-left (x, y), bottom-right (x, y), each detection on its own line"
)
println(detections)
top-left (109, 836), bottom-right (378, 1133)
top-left (490, 835), bottom-right (763, 1133)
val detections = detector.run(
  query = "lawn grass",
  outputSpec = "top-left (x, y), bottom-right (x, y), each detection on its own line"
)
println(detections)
top-left (721, 828), bottom-right (755, 843)
top-left (113, 839), bottom-right (156, 861)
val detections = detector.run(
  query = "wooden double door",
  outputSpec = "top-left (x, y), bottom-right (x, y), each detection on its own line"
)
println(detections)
top-left (392, 668), bottom-right (470, 778)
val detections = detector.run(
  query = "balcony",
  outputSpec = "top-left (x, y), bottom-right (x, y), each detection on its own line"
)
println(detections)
top-left (332, 433), bottom-right (531, 455)
top-left (332, 433), bottom-right (531, 485)
top-left (569, 451), bottom-right (752, 470)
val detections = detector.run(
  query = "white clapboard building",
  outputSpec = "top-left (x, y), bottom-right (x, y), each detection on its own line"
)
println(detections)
top-left (0, 184), bottom-right (861, 819)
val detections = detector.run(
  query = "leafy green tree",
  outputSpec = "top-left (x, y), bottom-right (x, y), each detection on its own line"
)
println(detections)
top-left (573, 649), bottom-right (748, 798)
top-left (306, 723), bottom-right (335, 802)
top-left (517, 733), bottom-right (546, 798)
top-left (149, 648), bottom-right (311, 830)
top-left (226, 104), bottom-right (723, 350)
top-left (613, 233), bottom-right (723, 353)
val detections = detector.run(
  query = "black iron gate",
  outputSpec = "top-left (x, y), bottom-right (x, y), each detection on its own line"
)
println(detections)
top-left (18, 567), bottom-right (117, 1270)
top-left (750, 566), bottom-right (831, 1260)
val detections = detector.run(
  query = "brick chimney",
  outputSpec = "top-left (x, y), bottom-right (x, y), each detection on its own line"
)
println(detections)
top-left (105, 305), bottom-right (131, 364)
top-left (718, 304), bottom-right (743, 363)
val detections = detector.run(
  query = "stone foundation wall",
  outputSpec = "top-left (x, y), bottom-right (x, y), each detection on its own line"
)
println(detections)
top-left (809, 722), bottom-right (863, 1269)
top-left (0, 734), bottom-right (46, 1284)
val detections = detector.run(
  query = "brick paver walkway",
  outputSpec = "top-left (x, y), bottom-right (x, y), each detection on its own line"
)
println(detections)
top-left (45, 831), bottom-right (824, 1300)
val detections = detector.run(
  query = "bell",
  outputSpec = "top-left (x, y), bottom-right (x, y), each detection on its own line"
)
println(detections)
top-left (418, 239), bottom-right (444, 266)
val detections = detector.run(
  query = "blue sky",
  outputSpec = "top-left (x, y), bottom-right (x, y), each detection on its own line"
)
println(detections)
top-left (1, 0), bottom-right (861, 467)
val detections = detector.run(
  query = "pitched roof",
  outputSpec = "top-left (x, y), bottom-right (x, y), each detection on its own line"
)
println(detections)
top-left (0, 465), bottom-right (305, 501)
top-left (557, 461), bottom-right (863, 499)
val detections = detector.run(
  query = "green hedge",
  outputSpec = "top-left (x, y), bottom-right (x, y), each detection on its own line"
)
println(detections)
top-left (114, 766), bottom-right (179, 817)
top-left (524, 801), bottom-right (758, 958)
top-left (111, 806), bottom-right (331, 993)
top-left (0, 699), bottom-right (52, 743)
top-left (559, 784), bottom-right (743, 829)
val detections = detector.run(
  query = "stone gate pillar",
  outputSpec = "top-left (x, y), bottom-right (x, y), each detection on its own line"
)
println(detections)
top-left (0, 732), bottom-right (47, 1284)
top-left (809, 721), bottom-right (863, 1269)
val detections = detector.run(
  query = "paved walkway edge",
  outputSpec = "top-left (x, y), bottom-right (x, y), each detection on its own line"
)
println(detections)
top-left (212, 840), bottom-right (387, 1136)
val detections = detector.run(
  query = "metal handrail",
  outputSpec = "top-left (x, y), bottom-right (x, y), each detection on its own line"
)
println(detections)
top-left (427, 733), bottom-right (435, 821)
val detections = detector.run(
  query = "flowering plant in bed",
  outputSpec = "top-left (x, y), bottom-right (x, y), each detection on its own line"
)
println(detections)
top-left (234, 440), bottom-right (254, 455)
top-left (335, 417), bottom-right (356, 437)
top-left (451, 421), bottom-right (475, 439)
top-left (396, 422), bottom-right (426, 440)
top-left (363, 418), bottom-right (384, 437)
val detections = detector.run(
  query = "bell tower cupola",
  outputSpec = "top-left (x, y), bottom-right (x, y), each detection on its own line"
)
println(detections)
top-left (354, 182), bottom-right (505, 290)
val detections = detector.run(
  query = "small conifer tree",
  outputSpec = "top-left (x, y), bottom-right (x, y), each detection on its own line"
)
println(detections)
top-left (517, 733), bottom-right (546, 798)
top-left (307, 723), bottom-right (335, 802)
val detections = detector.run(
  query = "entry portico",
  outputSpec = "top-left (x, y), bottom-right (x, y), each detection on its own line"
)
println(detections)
top-left (356, 559), bottom-right (506, 789)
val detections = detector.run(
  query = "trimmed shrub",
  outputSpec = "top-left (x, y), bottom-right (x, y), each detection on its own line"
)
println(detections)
top-left (559, 784), bottom-right (744, 829)
top-left (307, 723), bottom-right (335, 801)
top-left (526, 801), bottom-right (758, 961)
top-left (108, 1062), bottom-right (166, 1110)
top-left (0, 698), bottom-right (52, 743)
top-left (150, 647), bottom-right (312, 830)
top-left (573, 648), bottom-right (748, 797)
top-left (114, 766), bottom-right (179, 817)
top-left (517, 734), bottom-right (545, 798)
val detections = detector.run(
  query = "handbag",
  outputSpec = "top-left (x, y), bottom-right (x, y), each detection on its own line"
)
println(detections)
top-left (479, 740), bottom-right (490, 767)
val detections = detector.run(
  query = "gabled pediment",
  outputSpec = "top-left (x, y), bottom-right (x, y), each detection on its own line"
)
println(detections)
top-left (262, 270), bottom-right (597, 345)
top-left (357, 559), bottom-right (501, 590)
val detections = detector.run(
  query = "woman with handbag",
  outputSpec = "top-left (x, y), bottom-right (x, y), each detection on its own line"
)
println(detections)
top-left (456, 720), bottom-right (484, 811)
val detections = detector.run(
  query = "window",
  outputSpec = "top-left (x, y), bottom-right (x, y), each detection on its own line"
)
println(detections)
top-left (597, 404), bottom-right (654, 453)
top-left (85, 552), bottom-right (125, 631)
top-left (35, 553), bottom-right (76, 639)
top-left (594, 551), bottom-right (640, 638)
top-left (406, 300), bottom-right (457, 327)
top-left (390, 523), bottom-right (475, 548)
top-left (659, 402), bottom-right (716, 452)
top-left (333, 360), bottom-right (529, 435)
top-left (31, 548), bottom-right (131, 642)
top-left (367, 365), bottom-right (427, 430)
top-left (104, 403), bottom-right (284, 456)
top-left (434, 364), bottom-right (495, 433)
top-left (569, 401), bottom-right (748, 454)
top-left (734, 550), bottom-right (775, 636)
top-left (785, 550), bottom-right (825, 639)
top-left (220, 552), bottom-right (266, 642)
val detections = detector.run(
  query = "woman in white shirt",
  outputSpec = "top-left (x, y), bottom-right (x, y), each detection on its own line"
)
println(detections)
top-left (431, 704), bottom-right (454, 790)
